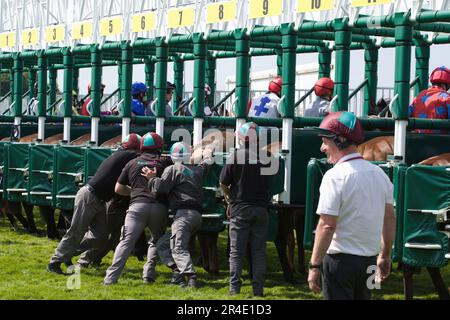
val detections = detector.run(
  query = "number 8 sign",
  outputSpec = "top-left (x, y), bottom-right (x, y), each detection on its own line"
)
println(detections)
top-left (206, 1), bottom-right (236, 24)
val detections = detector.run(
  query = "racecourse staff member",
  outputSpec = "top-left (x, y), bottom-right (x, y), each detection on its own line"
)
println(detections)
top-left (308, 111), bottom-right (396, 300)
top-left (47, 134), bottom-right (141, 274)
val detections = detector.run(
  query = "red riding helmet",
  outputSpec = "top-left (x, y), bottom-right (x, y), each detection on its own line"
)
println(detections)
top-left (430, 66), bottom-right (450, 85)
top-left (315, 111), bottom-right (364, 145)
top-left (268, 76), bottom-right (282, 95)
top-left (121, 133), bottom-right (142, 150)
top-left (314, 77), bottom-right (334, 97)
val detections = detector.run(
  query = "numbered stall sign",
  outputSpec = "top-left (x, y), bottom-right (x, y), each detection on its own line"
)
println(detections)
top-left (0, 32), bottom-right (16, 48)
top-left (297, 0), bottom-right (334, 12)
top-left (351, 0), bottom-right (393, 7)
top-left (22, 28), bottom-right (39, 46)
top-left (206, 1), bottom-right (236, 24)
top-left (72, 21), bottom-right (93, 40)
top-left (249, 0), bottom-right (283, 19)
top-left (167, 7), bottom-right (195, 28)
top-left (132, 12), bottom-right (157, 32)
top-left (100, 16), bottom-right (123, 36)
top-left (46, 25), bottom-right (65, 43)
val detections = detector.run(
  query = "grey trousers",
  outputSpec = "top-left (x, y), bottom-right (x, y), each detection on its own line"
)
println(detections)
top-left (104, 202), bottom-right (169, 284)
top-left (154, 231), bottom-right (177, 268)
top-left (50, 185), bottom-right (107, 264)
top-left (78, 198), bottom-right (128, 265)
top-left (171, 209), bottom-right (202, 275)
top-left (229, 206), bottom-right (268, 295)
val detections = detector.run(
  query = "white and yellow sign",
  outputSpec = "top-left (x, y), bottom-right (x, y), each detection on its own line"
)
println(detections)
top-left (100, 16), bottom-right (123, 36)
top-left (206, 1), bottom-right (236, 24)
top-left (22, 28), bottom-right (39, 46)
top-left (297, 0), bottom-right (334, 12)
top-left (0, 32), bottom-right (16, 48)
top-left (351, 0), bottom-right (393, 7)
top-left (46, 25), bottom-right (65, 43)
top-left (249, 0), bottom-right (282, 19)
top-left (167, 7), bottom-right (195, 28)
top-left (72, 21), bottom-right (93, 40)
top-left (132, 12), bottom-right (157, 32)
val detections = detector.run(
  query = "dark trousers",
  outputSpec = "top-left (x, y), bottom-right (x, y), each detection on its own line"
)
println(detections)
top-left (322, 253), bottom-right (377, 300)
top-left (229, 206), bottom-right (268, 296)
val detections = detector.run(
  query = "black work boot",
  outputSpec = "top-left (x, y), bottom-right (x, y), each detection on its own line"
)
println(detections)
top-left (170, 270), bottom-right (186, 287)
top-left (47, 262), bottom-right (64, 275)
top-left (186, 274), bottom-right (198, 288)
top-left (143, 277), bottom-right (155, 284)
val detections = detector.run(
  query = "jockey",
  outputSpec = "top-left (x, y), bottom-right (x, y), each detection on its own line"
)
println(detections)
top-left (81, 83), bottom-right (106, 116)
top-left (408, 66), bottom-right (450, 133)
top-left (304, 77), bottom-right (335, 117)
top-left (183, 84), bottom-right (214, 116)
top-left (247, 76), bottom-right (282, 118)
top-left (131, 82), bottom-right (150, 116)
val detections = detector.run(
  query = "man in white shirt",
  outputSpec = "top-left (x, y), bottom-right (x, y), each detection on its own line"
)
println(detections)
top-left (308, 111), bottom-right (396, 300)
top-left (304, 77), bottom-right (334, 117)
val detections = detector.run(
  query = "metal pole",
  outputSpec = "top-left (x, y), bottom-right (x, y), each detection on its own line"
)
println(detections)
top-left (173, 55), bottom-right (184, 114)
top-left (234, 29), bottom-right (250, 146)
top-left (155, 37), bottom-right (168, 138)
top-left (363, 45), bottom-right (378, 116)
top-left (73, 67), bottom-right (79, 95)
top-left (145, 57), bottom-right (155, 101)
top-left (62, 48), bottom-right (74, 142)
top-left (117, 60), bottom-right (122, 101)
top-left (393, 12), bottom-right (413, 163)
top-left (121, 41), bottom-right (133, 139)
top-left (37, 50), bottom-right (48, 124)
top-left (414, 40), bottom-right (430, 96)
top-left (192, 33), bottom-right (206, 146)
top-left (205, 54), bottom-right (216, 108)
top-left (9, 69), bottom-right (14, 106)
top-left (48, 67), bottom-right (57, 108)
top-left (28, 69), bottom-right (36, 100)
top-left (12, 53), bottom-right (23, 138)
top-left (90, 44), bottom-right (103, 145)
top-left (333, 18), bottom-right (351, 112)
top-left (318, 47), bottom-right (332, 78)
top-left (276, 49), bottom-right (282, 77)
top-left (279, 23), bottom-right (297, 204)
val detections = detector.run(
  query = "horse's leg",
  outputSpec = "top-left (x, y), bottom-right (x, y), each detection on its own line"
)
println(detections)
top-left (426, 267), bottom-right (450, 300)
top-left (59, 209), bottom-right (73, 229)
top-left (4, 212), bottom-right (19, 231)
top-left (197, 233), bottom-right (210, 272)
top-left (22, 202), bottom-right (38, 233)
top-left (39, 206), bottom-right (59, 239)
top-left (294, 208), bottom-right (307, 275)
top-left (9, 201), bottom-right (29, 229)
top-left (403, 264), bottom-right (414, 300)
top-left (274, 209), bottom-right (296, 283)
top-left (287, 231), bottom-right (295, 272)
top-left (207, 232), bottom-right (219, 275)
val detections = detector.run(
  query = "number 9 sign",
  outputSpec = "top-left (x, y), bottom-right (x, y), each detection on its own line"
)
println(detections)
top-left (249, 0), bottom-right (282, 19)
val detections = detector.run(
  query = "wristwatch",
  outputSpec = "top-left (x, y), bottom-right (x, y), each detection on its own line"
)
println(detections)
top-left (308, 262), bottom-right (321, 270)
